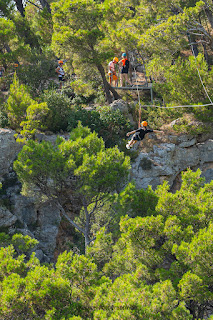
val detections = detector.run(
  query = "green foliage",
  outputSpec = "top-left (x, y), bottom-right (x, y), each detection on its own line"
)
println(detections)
top-left (115, 182), bottom-right (158, 218)
top-left (148, 54), bottom-right (213, 106)
top-left (104, 214), bottom-right (164, 278)
top-left (92, 275), bottom-right (192, 320)
top-left (1, 0), bottom-right (213, 317)
top-left (0, 18), bottom-right (27, 65)
top-left (0, 245), bottom-right (27, 281)
top-left (155, 169), bottom-right (213, 249)
top-left (0, 253), bottom-right (71, 319)
top-left (14, 123), bottom-right (130, 247)
top-left (51, 0), bottom-right (121, 102)
top-left (13, 13), bottom-right (41, 50)
top-left (17, 59), bottom-right (57, 96)
top-left (41, 90), bottom-right (72, 132)
top-left (19, 101), bottom-right (49, 141)
top-left (0, 106), bottom-right (8, 128)
top-left (6, 73), bottom-right (32, 129)
top-left (67, 105), bottom-right (131, 147)
top-left (0, 167), bottom-right (212, 319)
top-left (52, 0), bottom-right (109, 65)
top-left (87, 227), bottom-right (113, 270)
top-left (67, 107), bottom-right (103, 134)
top-left (172, 115), bottom-right (211, 135)
top-left (97, 105), bottom-right (131, 146)
top-left (11, 234), bottom-right (38, 254)
top-left (0, 232), bottom-right (10, 246)
top-left (25, 6), bottom-right (53, 48)
top-left (14, 138), bottom-right (71, 197)
top-left (174, 223), bottom-right (213, 284)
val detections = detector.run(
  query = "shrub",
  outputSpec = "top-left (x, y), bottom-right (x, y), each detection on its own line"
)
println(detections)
top-left (147, 54), bottom-right (213, 105)
top-left (97, 105), bottom-right (131, 146)
top-left (67, 105), bottom-right (131, 147)
top-left (67, 106), bottom-right (102, 133)
top-left (17, 59), bottom-right (57, 96)
top-left (172, 114), bottom-right (210, 135)
top-left (19, 101), bottom-right (49, 141)
top-left (41, 90), bottom-right (72, 132)
top-left (0, 110), bottom-right (8, 128)
top-left (6, 74), bottom-right (33, 130)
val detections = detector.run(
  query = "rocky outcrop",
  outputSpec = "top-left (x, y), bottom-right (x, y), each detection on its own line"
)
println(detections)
top-left (0, 206), bottom-right (17, 228)
top-left (0, 129), bottom-right (61, 261)
top-left (130, 133), bottom-right (213, 190)
top-left (0, 127), bottom-right (212, 261)
top-left (0, 128), bottom-right (22, 181)
top-left (109, 99), bottom-right (135, 125)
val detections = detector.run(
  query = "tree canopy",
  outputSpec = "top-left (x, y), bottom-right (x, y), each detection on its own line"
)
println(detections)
top-left (14, 123), bottom-right (130, 248)
top-left (0, 0), bottom-right (213, 318)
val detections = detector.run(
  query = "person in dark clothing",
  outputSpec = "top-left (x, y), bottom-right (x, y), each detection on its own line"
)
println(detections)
top-left (126, 121), bottom-right (163, 149)
top-left (118, 53), bottom-right (131, 87)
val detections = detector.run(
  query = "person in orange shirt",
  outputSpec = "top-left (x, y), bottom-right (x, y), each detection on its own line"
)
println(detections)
top-left (119, 53), bottom-right (131, 87)
top-left (108, 57), bottom-right (118, 86)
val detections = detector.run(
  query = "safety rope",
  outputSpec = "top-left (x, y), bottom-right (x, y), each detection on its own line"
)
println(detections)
top-left (130, 46), bottom-right (213, 111)
top-left (138, 103), bottom-right (213, 108)
top-left (189, 42), bottom-right (213, 105)
top-left (130, 52), bottom-right (142, 128)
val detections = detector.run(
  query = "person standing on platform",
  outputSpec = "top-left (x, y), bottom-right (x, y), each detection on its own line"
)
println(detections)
top-left (108, 57), bottom-right (119, 87)
top-left (119, 53), bottom-right (131, 87)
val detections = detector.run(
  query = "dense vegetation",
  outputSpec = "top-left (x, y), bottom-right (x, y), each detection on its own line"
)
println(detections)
top-left (0, 0), bottom-right (213, 319)
top-left (0, 169), bottom-right (213, 319)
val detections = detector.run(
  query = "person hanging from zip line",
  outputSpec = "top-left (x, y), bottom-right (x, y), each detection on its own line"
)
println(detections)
top-left (126, 121), bottom-right (163, 149)
top-left (56, 60), bottom-right (65, 89)
top-left (108, 57), bottom-right (119, 86)
top-left (118, 53), bottom-right (132, 87)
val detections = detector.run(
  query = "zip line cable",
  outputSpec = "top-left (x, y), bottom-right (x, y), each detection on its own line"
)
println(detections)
top-left (130, 52), bottom-right (142, 127)
top-left (129, 45), bottom-right (213, 111)
top-left (190, 42), bottom-right (213, 105)
top-left (138, 103), bottom-right (213, 109)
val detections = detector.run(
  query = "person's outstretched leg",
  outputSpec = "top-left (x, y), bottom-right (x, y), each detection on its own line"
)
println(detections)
top-left (126, 139), bottom-right (137, 149)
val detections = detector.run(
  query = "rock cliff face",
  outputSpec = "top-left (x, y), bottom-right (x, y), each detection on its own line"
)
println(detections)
top-left (130, 133), bottom-right (213, 190)
top-left (0, 129), bottom-right (61, 262)
top-left (0, 127), bottom-right (212, 261)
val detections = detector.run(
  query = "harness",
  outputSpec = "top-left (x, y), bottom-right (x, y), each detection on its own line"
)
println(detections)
top-left (58, 66), bottom-right (65, 77)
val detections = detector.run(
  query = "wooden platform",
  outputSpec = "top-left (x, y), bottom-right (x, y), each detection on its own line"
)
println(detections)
top-left (112, 83), bottom-right (153, 103)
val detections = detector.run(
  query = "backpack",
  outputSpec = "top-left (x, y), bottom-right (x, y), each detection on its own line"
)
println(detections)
top-left (125, 59), bottom-right (129, 69)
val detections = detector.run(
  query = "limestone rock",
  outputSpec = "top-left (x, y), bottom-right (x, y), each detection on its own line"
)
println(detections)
top-left (12, 194), bottom-right (37, 226)
top-left (0, 206), bottom-right (17, 228)
top-left (110, 99), bottom-right (129, 114)
top-left (0, 129), bottom-right (22, 181)
top-left (35, 226), bottom-right (59, 259)
top-left (131, 138), bottom-right (213, 190)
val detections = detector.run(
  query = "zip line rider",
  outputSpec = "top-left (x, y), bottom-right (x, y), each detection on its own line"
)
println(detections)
top-left (56, 60), bottom-right (65, 89)
top-left (119, 53), bottom-right (131, 87)
top-left (108, 57), bottom-right (119, 86)
top-left (126, 121), bottom-right (163, 149)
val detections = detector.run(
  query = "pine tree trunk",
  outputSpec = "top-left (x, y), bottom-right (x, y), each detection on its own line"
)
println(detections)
top-left (205, 8), bottom-right (213, 29)
top-left (15, 0), bottom-right (25, 17)
top-left (39, 0), bottom-right (51, 13)
top-left (187, 33), bottom-right (199, 57)
top-left (96, 64), bottom-right (120, 104)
